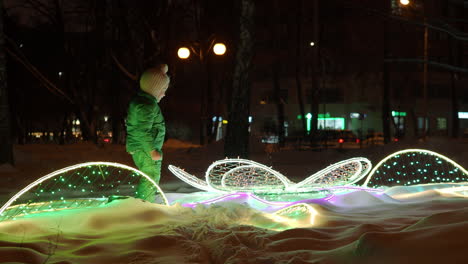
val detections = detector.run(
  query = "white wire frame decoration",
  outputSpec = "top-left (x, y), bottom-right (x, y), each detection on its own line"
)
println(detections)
top-left (168, 157), bottom-right (372, 194)
top-left (0, 162), bottom-right (168, 222)
top-left (363, 149), bottom-right (468, 188)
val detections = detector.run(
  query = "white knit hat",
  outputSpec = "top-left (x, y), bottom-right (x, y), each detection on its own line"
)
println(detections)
top-left (139, 64), bottom-right (170, 97)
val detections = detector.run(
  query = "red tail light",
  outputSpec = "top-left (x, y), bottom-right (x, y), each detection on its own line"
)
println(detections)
top-left (338, 138), bottom-right (344, 143)
top-left (104, 138), bottom-right (110, 143)
top-left (356, 139), bottom-right (360, 143)
top-left (394, 138), bottom-right (399, 142)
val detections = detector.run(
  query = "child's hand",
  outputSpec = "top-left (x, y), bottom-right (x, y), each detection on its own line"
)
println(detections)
top-left (150, 150), bottom-right (162, 161)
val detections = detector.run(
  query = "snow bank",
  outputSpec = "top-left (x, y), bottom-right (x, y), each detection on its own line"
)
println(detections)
top-left (1, 188), bottom-right (467, 264)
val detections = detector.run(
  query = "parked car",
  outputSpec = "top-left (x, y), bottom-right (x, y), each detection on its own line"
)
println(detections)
top-left (363, 132), bottom-right (401, 145)
top-left (314, 130), bottom-right (360, 149)
top-left (363, 132), bottom-right (384, 146)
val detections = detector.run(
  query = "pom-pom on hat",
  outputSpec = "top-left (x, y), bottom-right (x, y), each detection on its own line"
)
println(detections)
top-left (139, 64), bottom-right (170, 97)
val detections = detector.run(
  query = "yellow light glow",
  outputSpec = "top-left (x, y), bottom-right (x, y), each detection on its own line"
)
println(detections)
top-left (177, 47), bottom-right (190, 59)
top-left (213, 43), bottom-right (226, 55)
top-left (400, 0), bottom-right (410, 5)
top-left (222, 120), bottom-right (228, 124)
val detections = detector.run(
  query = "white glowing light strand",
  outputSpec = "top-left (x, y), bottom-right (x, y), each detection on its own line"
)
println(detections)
top-left (0, 161), bottom-right (169, 218)
top-left (168, 165), bottom-right (214, 191)
top-left (289, 157), bottom-right (372, 191)
top-left (168, 158), bottom-right (372, 193)
top-left (292, 160), bottom-right (362, 188)
top-left (363, 149), bottom-right (468, 187)
top-left (359, 160), bottom-right (373, 179)
top-left (272, 203), bottom-right (318, 225)
top-left (221, 165), bottom-right (287, 190)
top-left (205, 158), bottom-right (293, 192)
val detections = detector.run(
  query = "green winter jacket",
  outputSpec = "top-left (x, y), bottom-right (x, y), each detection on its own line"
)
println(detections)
top-left (126, 91), bottom-right (166, 155)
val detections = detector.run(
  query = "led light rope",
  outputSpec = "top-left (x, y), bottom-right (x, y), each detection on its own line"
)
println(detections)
top-left (0, 162), bottom-right (168, 221)
top-left (206, 159), bottom-right (293, 192)
top-left (169, 157), bottom-right (372, 194)
top-left (168, 165), bottom-right (213, 191)
top-left (289, 157), bottom-right (371, 190)
top-left (363, 149), bottom-right (468, 187)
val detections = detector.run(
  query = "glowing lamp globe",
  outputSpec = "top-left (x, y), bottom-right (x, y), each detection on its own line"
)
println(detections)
top-left (213, 43), bottom-right (226, 55)
top-left (400, 0), bottom-right (410, 5)
top-left (177, 47), bottom-right (190, 59)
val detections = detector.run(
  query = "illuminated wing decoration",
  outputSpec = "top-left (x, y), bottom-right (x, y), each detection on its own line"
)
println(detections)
top-left (168, 165), bottom-right (213, 191)
top-left (0, 162), bottom-right (168, 222)
top-left (289, 157), bottom-right (371, 192)
top-left (207, 159), bottom-right (293, 193)
top-left (169, 157), bottom-right (372, 194)
top-left (363, 149), bottom-right (468, 187)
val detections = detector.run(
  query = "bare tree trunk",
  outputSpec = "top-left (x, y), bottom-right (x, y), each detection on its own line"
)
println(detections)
top-left (448, 4), bottom-right (461, 138)
top-left (309, 0), bottom-right (320, 143)
top-left (382, 3), bottom-right (391, 144)
top-left (271, 0), bottom-right (284, 147)
top-left (224, 0), bottom-right (254, 158)
top-left (295, 0), bottom-right (307, 136)
top-left (0, 0), bottom-right (13, 164)
top-left (449, 39), bottom-right (460, 138)
top-left (272, 64), bottom-right (285, 147)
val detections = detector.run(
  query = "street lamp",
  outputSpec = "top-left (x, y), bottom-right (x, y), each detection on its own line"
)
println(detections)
top-left (177, 38), bottom-right (227, 145)
top-left (177, 47), bottom-right (190, 59)
top-left (177, 42), bottom-right (226, 59)
top-left (399, 0), bottom-right (428, 139)
top-left (399, 0), bottom-right (410, 6)
top-left (213, 43), bottom-right (226, 55)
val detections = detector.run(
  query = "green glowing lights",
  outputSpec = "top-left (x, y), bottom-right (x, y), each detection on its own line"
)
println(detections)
top-left (0, 162), bottom-right (168, 222)
top-left (296, 113), bottom-right (345, 131)
top-left (363, 149), bottom-right (468, 188)
top-left (391, 111), bottom-right (407, 117)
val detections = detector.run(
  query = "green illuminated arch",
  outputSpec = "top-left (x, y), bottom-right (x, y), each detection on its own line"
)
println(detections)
top-left (363, 149), bottom-right (468, 188)
top-left (0, 162), bottom-right (168, 222)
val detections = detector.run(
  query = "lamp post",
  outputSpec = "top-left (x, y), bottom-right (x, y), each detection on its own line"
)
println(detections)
top-left (177, 38), bottom-right (227, 145)
top-left (398, 0), bottom-right (428, 139)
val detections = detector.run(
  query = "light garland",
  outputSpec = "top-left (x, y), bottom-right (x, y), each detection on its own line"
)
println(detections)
top-left (0, 162), bottom-right (168, 222)
top-left (169, 157), bottom-right (372, 194)
top-left (168, 165), bottom-right (213, 191)
top-left (3, 149), bottom-right (467, 223)
top-left (289, 158), bottom-right (371, 191)
top-left (363, 149), bottom-right (468, 188)
top-left (206, 159), bottom-right (293, 192)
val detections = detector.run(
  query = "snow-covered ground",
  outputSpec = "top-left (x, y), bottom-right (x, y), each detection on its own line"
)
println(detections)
top-left (1, 137), bottom-right (468, 263)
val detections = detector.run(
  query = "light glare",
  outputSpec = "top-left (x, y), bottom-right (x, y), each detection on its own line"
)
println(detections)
top-left (213, 43), bottom-right (226, 55)
top-left (177, 47), bottom-right (190, 59)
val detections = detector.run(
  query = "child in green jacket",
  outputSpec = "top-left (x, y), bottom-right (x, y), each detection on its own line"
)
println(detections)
top-left (126, 64), bottom-right (170, 202)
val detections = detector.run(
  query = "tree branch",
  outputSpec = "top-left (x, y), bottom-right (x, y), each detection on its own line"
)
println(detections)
top-left (5, 34), bottom-right (74, 103)
top-left (385, 58), bottom-right (468, 73)
top-left (111, 51), bottom-right (138, 81)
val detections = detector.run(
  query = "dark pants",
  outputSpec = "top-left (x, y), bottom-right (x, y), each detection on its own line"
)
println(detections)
top-left (131, 150), bottom-right (162, 202)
